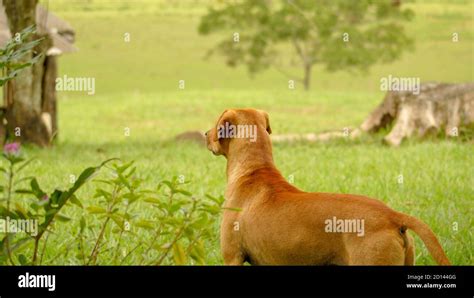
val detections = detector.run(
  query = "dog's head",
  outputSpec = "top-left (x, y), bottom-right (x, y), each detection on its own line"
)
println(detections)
top-left (206, 109), bottom-right (272, 157)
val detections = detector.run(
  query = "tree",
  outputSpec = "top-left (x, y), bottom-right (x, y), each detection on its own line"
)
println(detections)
top-left (2, 0), bottom-right (51, 146)
top-left (0, 25), bottom-right (44, 144)
top-left (198, 0), bottom-right (414, 90)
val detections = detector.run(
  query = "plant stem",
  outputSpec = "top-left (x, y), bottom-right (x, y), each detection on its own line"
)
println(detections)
top-left (141, 191), bottom-right (173, 264)
top-left (32, 238), bottom-right (40, 265)
top-left (5, 161), bottom-right (15, 265)
top-left (79, 233), bottom-right (86, 265)
top-left (112, 203), bottom-right (129, 264)
top-left (87, 216), bottom-right (110, 265)
top-left (154, 224), bottom-right (186, 265)
top-left (39, 231), bottom-right (50, 265)
top-left (88, 185), bottom-right (119, 265)
top-left (141, 222), bottom-right (163, 262)
top-left (155, 199), bottom-right (197, 265)
top-left (120, 242), bottom-right (143, 265)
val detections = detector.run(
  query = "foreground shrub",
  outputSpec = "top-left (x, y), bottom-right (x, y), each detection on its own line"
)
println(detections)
top-left (0, 143), bottom-right (223, 265)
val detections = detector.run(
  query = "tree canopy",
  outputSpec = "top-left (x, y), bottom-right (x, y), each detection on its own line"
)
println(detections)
top-left (198, 0), bottom-right (414, 90)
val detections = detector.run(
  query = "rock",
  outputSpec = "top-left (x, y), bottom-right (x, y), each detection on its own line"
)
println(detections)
top-left (174, 130), bottom-right (206, 146)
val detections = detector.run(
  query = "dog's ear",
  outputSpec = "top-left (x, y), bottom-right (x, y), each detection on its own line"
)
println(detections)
top-left (259, 110), bottom-right (272, 134)
top-left (208, 110), bottom-right (235, 156)
top-left (216, 110), bottom-right (234, 140)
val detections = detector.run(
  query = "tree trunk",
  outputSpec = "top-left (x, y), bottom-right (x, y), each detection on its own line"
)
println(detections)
top-left (41, 56), bottom-right (58, 139)
top-left (3, 0), bottom-right (51, 147)
top-left (361, 82), bottom-right (474, 146)
top-left (303, 63), bottom-right (312, 91)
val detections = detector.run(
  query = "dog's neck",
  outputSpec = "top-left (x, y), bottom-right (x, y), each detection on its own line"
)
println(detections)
top-left (224, 138), bottom-right (297, 198)
top-left (225, 137), bottom-right (274, 180)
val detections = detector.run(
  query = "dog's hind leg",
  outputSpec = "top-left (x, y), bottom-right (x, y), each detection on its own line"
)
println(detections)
top-left (350, 230), bottom-right (406, 265)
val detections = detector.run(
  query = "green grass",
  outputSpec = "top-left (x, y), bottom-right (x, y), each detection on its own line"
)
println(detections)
top-left (9, 0), bottom-right (474, 265)
top-left (23, 90), bottom-right (474, 265)
top-left (47, 0), bottom-right (473, 95)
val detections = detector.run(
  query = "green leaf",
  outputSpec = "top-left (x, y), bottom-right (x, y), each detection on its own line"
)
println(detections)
top-left (206, 194), bottom-right (224, 204)
top-left (184, 226), bottom-right (195, 238)
top-left (6, 155), bottom-right (25, 165)
top-left (18, 254), bottom-right (28, 265)
top-left (94, 188), bottom-right (112, 200)
top-left (175, 189), bottom-right (192, 197)
top-left (70, 167), bottom-right (97, 193)
top-left (116, 160), bottom-right (134, 173)
top-left (15, 189), bottom-right (33, 195)
top-left (189, 241), bottom-right (206, 265)
top-left (69, 195), bottom-right (83, 208)
top-left (55, 214), bottom-right (72, 222)
top-left (79, 216), bottom-right (86, 232)
top-left (10, 237), bottom-right (33, 253)
top-left (169, 202), bottom-right (183, 214)
top-left (49, 190), bottom-right (62, 206)
top-left (118, 173), bottom-right (131, 189)
top-left (172, 243), bottom-right (187, 265)
top-left (161, 180), bottom-right (174, 191)
top-left (45, 209), bottom-right (58, 216)
top-left (135, 220), bottom-right (154, 230)
top-left (14, 203), bottom-right (28, 219)
top-left (30, 178), bottom-right (46, 199)
top-left (69, 158), bottom-right (119, 195)
top-left (125, 166), bottom-right (136, 178)
top-left (193, 213), bottom-right (210, 229)
top-left (86, 206), bottom-right (107, 214)
top-left (106, 214), bottom-right (124, 229)
top-left (30, 199), bottom-right (48, 210)
top-left (143, 197), bottom-right (162, 205)
top-left (93, 179), bottom-right (114, 186)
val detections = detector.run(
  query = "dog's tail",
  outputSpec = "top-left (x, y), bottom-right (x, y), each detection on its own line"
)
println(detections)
top-left (397, 213), bottom-right (450, 265)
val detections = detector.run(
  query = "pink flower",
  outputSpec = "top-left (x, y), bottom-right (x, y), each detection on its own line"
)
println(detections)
top-left (41, 194), bottom-right (49, 201)
top-left (3, 142), bottom-right (20, 155)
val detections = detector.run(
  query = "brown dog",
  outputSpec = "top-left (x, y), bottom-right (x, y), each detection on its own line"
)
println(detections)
top-left (206, 108), bottom-right (450, 265)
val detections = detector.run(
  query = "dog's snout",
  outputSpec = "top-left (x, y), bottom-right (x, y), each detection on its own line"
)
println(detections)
top-left (205, 130), bottom-right (209, 136)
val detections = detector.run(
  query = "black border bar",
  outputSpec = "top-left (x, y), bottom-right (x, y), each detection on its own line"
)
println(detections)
top-left (0, 266), bottom-right (472, 297)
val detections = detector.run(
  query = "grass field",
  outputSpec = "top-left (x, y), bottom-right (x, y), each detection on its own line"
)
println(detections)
top-left (9, 0), bottom-right (473, 265)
